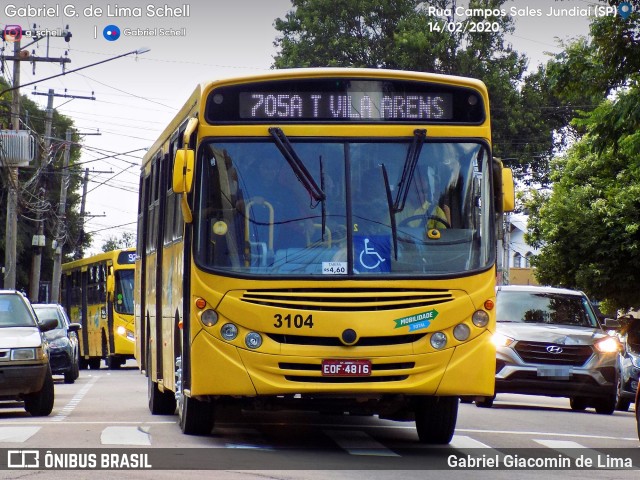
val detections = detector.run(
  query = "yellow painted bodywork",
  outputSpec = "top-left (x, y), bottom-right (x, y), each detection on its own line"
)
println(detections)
top-left (138, 69), bottom-right (500, 401)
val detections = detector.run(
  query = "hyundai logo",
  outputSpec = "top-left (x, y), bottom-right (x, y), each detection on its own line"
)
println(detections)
top-left (546, 345), bottom-right (563, 354)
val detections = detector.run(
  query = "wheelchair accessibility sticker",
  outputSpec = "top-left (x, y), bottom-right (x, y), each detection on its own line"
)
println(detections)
top-left (394, 309), bottom-right (438, 332)
top-left (354, 235), bottom-right (391, 273)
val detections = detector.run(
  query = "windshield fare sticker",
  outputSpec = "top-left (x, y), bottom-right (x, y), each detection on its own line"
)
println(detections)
top-left (394, 309), bottom-right (438, 331)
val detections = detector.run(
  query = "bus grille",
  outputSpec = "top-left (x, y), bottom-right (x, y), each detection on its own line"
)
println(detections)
top-left (240, 288), bottom-right (454, 312)
top-left (514, 341), bottom-right (594, 366)
top-left (267, 333), bottom-right (425, 347)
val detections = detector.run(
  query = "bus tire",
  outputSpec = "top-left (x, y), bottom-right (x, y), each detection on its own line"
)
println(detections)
top-left (147, 350), bottom-right (176, 415)
top-left (107, 356), bottom-right (122, 370)
top-left (179, 395), bottom-right (214, 435)
top-left (414, 396), bottom-right (458, 444)
top-left (24, 367), bottom-right (55, 417)
top-left (176, 354), bottom-right (214, 435)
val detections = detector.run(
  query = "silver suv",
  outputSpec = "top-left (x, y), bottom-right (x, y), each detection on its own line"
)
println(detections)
top-left (0, 290), bottom-right (58, 416)
top-left (477, 285), bottom-right (620, 414)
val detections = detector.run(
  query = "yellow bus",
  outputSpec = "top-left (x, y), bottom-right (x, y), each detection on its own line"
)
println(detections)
top-left (61, 248), bottom-right (136, 369)
top-left (135, 68), bottom-right (515, 443)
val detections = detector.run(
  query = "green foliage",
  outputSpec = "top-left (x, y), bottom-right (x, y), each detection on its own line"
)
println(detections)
top-left (0, 77), bottom-right (86, 292)
top-left (273, 0), bottom-right (573, 184)
top-left (101, 232), bottom-right (135, 253)
top-left (526, 7), bottom-right (640, 310)
top-left (527, 86), bottom-right (640, 310)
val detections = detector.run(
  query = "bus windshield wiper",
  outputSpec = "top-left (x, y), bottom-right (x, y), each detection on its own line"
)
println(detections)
top-left (381, 164), bottom-right (398, 260)
top-left (393, 129), bottom-right (426, 213)
top-left (269, 127), bottom-right (326, 202)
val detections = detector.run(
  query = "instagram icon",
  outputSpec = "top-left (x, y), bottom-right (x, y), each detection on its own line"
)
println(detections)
top-left (3, 25), bottom-right (23, 42)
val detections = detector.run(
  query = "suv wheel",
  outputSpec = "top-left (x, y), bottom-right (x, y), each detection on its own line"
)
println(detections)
top-left (615, 375), bottom-right (630, 411)
top-left (569, 396), bottom-right (588, 411)
top-left (24, 367), bottom-right (55, 416)
top-left (594, 395), bottom-right (616, 415)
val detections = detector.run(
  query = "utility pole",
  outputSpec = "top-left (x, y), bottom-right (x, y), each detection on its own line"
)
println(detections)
top-left (3, 30), bottom-right (72, 293)
top-left (29, 89), bottom-right (54, 301)
top-left (4, 39), bottom-right (22, 290)
top-left (28, 89), bottom-right (95, 300)
top-left (77, 168), bottom-right (89, 260)
top-left (50, 129), bottom-right (72, 303)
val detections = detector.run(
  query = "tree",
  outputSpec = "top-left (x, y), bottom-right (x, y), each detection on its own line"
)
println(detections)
top-left (101, 232), bottom-right (135, 252)
top-left (272, 0), bottom-right (581, 183)
top-left (527, 6), bottom-right (640, 310)
top-left (0, 78), bottom-right (87, 291)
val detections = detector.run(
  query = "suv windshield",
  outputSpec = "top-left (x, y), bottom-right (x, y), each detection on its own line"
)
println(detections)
top-left (496, 291), bottom-right (599, 328)
top-left (194, 139), bottom-right (494, 277)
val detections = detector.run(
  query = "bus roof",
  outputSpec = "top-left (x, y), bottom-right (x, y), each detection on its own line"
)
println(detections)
top-left (142, 68), bottom-right (489, 166)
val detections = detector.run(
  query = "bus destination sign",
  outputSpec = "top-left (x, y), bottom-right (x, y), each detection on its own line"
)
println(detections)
top-left (206, 78), bottom-right (484, 124)
top-left (239, 92), bottom-right (453, 121)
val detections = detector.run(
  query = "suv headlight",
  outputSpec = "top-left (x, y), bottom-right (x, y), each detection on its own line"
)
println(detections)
top-left (595, 336), bottom-right (620, 353)
top-left (491, 332), bottom-right (514, 348)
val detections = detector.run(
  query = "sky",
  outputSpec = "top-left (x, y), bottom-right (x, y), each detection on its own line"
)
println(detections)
top-left (0, 0), bottom-right (613, 256)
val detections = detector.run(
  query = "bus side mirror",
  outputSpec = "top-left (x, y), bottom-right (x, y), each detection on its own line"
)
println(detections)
top-left (501, 167), bottom-right (515, 213)
top-left (172, 148), bottom-right (195, 194)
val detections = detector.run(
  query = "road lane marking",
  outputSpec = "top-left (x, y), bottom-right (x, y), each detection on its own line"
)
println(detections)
top-left (51, 376), bottom-right (99, 422)
top-left (101, 426), bottom-right (151, 445)
top-left (450, 435), bottom-right (492, 449)
top-left (324, 430), bottom-right (399, 456)
top-left (534, 439), bottom-right (586, 449)
top-left (0, 426), bottom-right (40, 442)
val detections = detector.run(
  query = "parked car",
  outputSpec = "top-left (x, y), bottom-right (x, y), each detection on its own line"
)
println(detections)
top-left (0, 290), bottom-right (58, 416)
top-left (614, 316), bottom-right (640, 411)
top-left (476, 285), bottom-right (621, 414)
top-left (32, 303), bottom-right (81, 384)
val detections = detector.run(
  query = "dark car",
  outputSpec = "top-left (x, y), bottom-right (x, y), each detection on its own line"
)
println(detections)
top-left (477, 285), bottom-right (621, 414)
top-left (32, 303), bottom-right (81, 384)
top-left (0, 290), bottom-right (58, 416)
top-left (615, 316), bottom-right (640, 411)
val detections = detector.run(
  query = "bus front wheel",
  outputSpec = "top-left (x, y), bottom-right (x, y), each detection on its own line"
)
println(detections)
top-left (175, 355), bottom-right (214, 435)
top-left (414, 396), bottom-right (458, 444)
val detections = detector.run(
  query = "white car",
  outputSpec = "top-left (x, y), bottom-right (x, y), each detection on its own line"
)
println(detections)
top-left (477, 285), bottom-right (621, 414)
top-left (0, 290), bottom-right (58, 416)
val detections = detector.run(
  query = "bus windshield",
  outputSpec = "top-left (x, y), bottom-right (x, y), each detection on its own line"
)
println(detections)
top-left (114, 270), bottom-right (134, 314)
top-left (194, 139), bottom-right (494, 277)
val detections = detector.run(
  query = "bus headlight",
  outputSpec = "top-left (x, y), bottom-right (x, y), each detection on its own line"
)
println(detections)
top-left (201, 309), bottom-right (218, 327)
top-left (245, 332), bottom-right (263, 349)
top-left (220, 323), bottom-right (238, 341)
top-left (453, 324), bottom-right (471, 341)
top-left (117, 326), bottom-right (126, 336)
top-left (430, 332), bottom-right (447, 349)
top-left (472, 310), bottom-right (490, 327)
